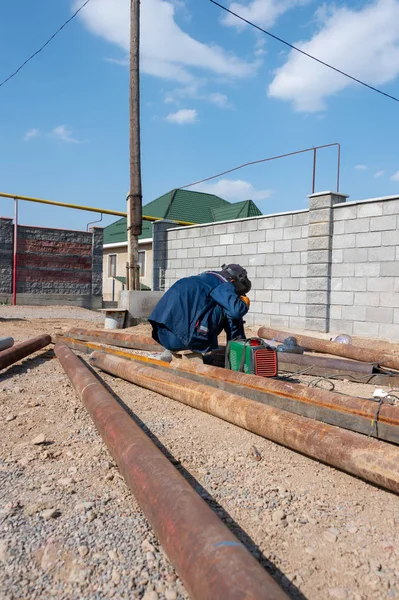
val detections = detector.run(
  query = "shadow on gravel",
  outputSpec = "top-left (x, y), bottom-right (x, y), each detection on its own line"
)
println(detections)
top-left (84, 360), bottom-right (308, 600)
top-left (0, 349), bottom-right (55, 382)
top-left (0, 317), bottom-right (27, 322)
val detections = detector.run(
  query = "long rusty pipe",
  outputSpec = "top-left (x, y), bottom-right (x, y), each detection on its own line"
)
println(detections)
top-left (57, 336), bottom-right (399, 444)
top-left (64, 328), bottom-right (162, 351)
top-left (89, 351), bottom-right (399, 495)
top-left (54, 343), bottom-right (288, 600)
top-left (0, 335), bottom-right (51, 371)
top-left (258, 326), bottom-right (399, 371)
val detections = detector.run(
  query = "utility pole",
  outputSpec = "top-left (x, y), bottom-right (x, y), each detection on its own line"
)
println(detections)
top-left (127, 0), bottom-right (142, 291)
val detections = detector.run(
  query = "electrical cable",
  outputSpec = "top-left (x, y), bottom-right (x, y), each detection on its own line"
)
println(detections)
top-left (209, 0), bottom-right (399, 105)
top-left (0, 0), bottom-right (92, 89)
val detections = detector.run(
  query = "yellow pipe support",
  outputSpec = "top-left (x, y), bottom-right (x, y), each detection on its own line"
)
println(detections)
top-left (0, 192), bottom-right (195, 226)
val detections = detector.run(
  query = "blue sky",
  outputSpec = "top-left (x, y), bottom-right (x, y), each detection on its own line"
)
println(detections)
top-left (1, 0), bottom-right (399, 231)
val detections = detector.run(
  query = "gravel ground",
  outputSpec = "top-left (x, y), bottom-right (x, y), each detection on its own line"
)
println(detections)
top-left (1, 306), bottom-right (399, 600)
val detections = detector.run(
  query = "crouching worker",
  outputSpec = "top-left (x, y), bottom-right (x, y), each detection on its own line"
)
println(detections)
top-left (149, 264), bottom-right (251, 362)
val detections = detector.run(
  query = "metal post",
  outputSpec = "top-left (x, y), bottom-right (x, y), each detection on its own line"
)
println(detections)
top-left (128, 0), bottom-right (143, 291)
top-left (12, 198), bottom-right (18, 306)
top-left (312, 148), bottom-right (317, 194)
top-left (337, 143), bottom-right (341, 192)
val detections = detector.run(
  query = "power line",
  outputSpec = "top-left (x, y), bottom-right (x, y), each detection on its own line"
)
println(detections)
top-left (0, 0), bottom-right (92, 89)
top-left (209, 0), bottom-right (399, 105)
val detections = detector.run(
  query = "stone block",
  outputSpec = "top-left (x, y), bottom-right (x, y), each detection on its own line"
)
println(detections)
top-left (241, 220), bottom-right (258, 232)
top-left (354, 262), bottom-right (380, 277)
top-left (357, 202), bottom-right (383, 217)
top-left (255, 289), bottom-right (272, 302)
top-left (331, 249), bottom-right (343, 263)
top-left (292, 212), bottom-right (308, 226)
top-left (199, 246), bottom-right (213, 258)
top-left (330, 291), bottom-right (354, 305)
top-left (341, 305), bottom-right (367, 321)
top-left (213, 223), bottom-right (228, 234)
top-left (329, 319), bottom-right (354, 334)
top-left (307, 276), bottom-right (329, 292)
top-left (305, 317), bottom-right (328, 332)
top-left (309, 208), bottom-right (331, 224)
top-left (341, 277), bottom-right (367, 292)
top-left (263, 278), bottom-right (282, 290)
top-left (256, 266), bottom-right (274, 278)
top-left (226, 222), bottom-right (242, 233)
top-left (274, 214), bottom-right (293, 228)
top-left (265, 229), bottom-right (283, 241)
top-left (270, 315), bottom-right (290, 328)
top-left (283, 226), bottom-right (303, 240)
top-left (273, 266), bottom-right (291, 278)
top-left (356, 232), bottom-right (382, 248)
top-left (187, 247), bottom-right (200, 258)
top-left (344, 218), bottom-right (370, 234)
top-left (333, 205), bottom-right (357, 221)
top-left (265, 253), bottom-right (284, 266)
top-left (309, 222), bottom-right (331, 237)
top-left (248, 254), bottom-right (266, 266)
top-left (290, 291), bottom-right (307, 304)
top-left (249, 230), bottom-right (266, 243)
top-left (307, 250), bottom-right (330, 264)
top-left (353, 291), bottom-right (380, 307)
top-left (234, 232), bottom-right (249, 244)
top-left (343, 248), bottom-right (368, 263)
top-left (365, 306), bottom-right (394, 324)
top-left (241, 243), bottom-right (258, 255)
top-left (367, 277), bottom-right (395, 292)
top-left (220, 234), bottom-right (234, 245)
top-left (170, 239), bottom-right (183, 250)
top-left (370, 215), bottom-right (397, 231)
top-left (331, 263), bottom-right (354, 277)
top-left (353, 321), bottom-right (379, 337)
top-left (280, 303), bottom-right (299, 317)
top-left (263, 302), bottom-right (280, 315)
top-left (118, 290), bottom-right (164, 319)
top-left (274, 240), bottom-right (292, 253)
top-left (332, 221), bottom-right (345, 235)
top-left (382, 199), bottom-right (399, 215)
top-left (226, 244), bottom-right (242, 255)
top-left (257, 241), bottom-right (274, 254)
top-left (333, 234), bottom-right (356, 249)
top-left (308, 236), bottom-right (330, 251)
top-left (330, 305), bottom-right (342, 319)
top-left (283, 278), bottom-right (300, 291)
top-left (380, 293), bottom-right (399, 308)
top-left (290, 265), bottom-right (307, 277)
top-left (258, 218), bottom-right (275, 230)
top-left (305, 304), bottom-right (327, 318)
top-left (380, 262), bottom-right (399, 276)
top-left (272, 290), bottom-right (290, 303)
top-left (283, 252), bottom-right (301, 265)
top-left (379, 323), bottom-right (399, 340)
top-left (292, 238), bottom-right (308, 252)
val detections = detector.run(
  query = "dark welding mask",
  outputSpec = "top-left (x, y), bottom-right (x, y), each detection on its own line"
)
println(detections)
top-left (221, 264), bottom-right (252, 295)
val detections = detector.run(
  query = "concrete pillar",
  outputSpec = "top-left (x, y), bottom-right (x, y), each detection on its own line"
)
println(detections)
top-left (0, 217), bottom-right (13, 295)
top-left (152, 220), bottom-right (178, 291)
top-left (306, 191), bottom-right (348, 332)
top-left (90, 226), bottom-right (104, 298)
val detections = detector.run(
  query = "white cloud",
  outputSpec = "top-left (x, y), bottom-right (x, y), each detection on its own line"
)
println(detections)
top-left (24, 128), bottom-right (40, 142)
top-left (75, 0), bottom-right (257, 83)
top-left (391, 171), bottom-right (399, 181)
top-left (193, 178), bottom-right (272, 201)
top-left (355, 164), bottom-right (368, 171)
top-left (221, 0), bottom-right (311, 29)
top-left (165, 108), bottom-right (198, 124)
top-left (374, 170), bottom-right (385, 178)
top-left (51, 125), bottom-right (80, 144)
top-left (209, 92), bottom-right (230, 108)
top-left (268, 0), bottom-right (399, 112)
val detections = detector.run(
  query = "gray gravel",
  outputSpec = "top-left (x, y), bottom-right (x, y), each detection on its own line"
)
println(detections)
top-left (0, 305), bottom-right (103, 322)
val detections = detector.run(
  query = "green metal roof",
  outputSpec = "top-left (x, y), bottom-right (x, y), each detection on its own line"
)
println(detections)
top-left (103, 190), bottom-right (262, 245)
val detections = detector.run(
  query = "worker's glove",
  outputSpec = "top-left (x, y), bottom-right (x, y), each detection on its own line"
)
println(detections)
top-left (240, 295), bottom-right (250, 308)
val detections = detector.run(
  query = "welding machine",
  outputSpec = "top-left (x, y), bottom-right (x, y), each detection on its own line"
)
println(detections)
top-left (225, 338), bottom-right (278, 377)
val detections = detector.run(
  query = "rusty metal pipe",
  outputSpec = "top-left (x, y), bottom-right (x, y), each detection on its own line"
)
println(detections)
top-left (277, 351), bottom-right (374, 374)
top-left (54, 343), bottom-right (287, 600)
top-left (89, 351), bottom-right (399, 495)
top-left (258, 326), bottom-right (399, 371)
top-left (57, 336), bottom-right (399, 443)
top-left (64, 328), bottom-right (163, 351)
top-left (0, 335), bottom-right (51, 371)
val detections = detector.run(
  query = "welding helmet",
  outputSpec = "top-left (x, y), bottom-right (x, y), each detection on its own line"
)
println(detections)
top-left (221, 263), bottom-right (252, 295)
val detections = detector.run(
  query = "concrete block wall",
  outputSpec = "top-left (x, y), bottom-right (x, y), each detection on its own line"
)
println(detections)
top-left (157, 210), bottom-right (309, 328)
top-left (0, 218), bottom-right (103, 308)
top-left (330, 197), bottom-right (399, 339)
top-left (153, 192), bottom-right (399, 340)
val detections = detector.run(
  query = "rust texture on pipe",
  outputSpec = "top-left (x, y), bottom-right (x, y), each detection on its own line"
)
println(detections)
top-left (277, 352), bottom-right (374, 374)
top-left (54, 343), bottom-right (287, 600)
top-left (0, 335), bottom-right (51, 371)
top-left (258, 326), bottom-right (399, 371)
top-left (63, 328), bottom-right (163, 352)
top-left (89, 351), bottom-right (399, 495)
top-left (58, 336), bottom-right (399, 443)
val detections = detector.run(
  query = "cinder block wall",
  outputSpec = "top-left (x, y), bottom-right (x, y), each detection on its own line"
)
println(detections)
top-left (154, 192), bottom-right (399, 340)
top-left (0, 219), bottom-right (103, 308)
top-left (330, 197), bottom-right (399, 339)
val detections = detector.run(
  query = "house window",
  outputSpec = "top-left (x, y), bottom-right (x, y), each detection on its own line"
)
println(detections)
top-left (108, 254), bottom-right (117, 278)
top-left (138, 251), bottom-right (146, 277)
